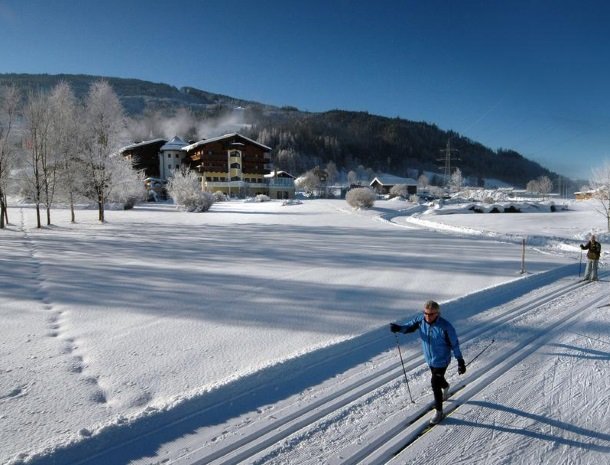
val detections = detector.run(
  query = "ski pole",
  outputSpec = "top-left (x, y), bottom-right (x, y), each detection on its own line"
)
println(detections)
top-left (393, 333), bottom-right (414, 403)
top-left (466, 338), bottom-right (495, 367)
top-left (579, 250), bottom-right (583, 277)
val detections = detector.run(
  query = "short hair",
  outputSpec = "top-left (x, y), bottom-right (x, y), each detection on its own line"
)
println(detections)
top-left (424, 300), bottom-right (440, 312)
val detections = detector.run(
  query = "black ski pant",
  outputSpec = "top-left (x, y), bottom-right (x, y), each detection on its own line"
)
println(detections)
top-left (430, 366), bottom-right (449, 411)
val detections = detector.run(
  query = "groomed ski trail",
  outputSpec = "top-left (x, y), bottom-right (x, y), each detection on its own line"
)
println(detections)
top-left (164, 272), bottom-right (605, 465)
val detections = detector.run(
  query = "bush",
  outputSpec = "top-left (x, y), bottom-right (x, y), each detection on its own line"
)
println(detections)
top-left (213, 191), bottom-right (227, 202)
top-left (167, 168), bottom-right (215, 212)
top-left (346, 187), bottom-right (376, 209)
top-left (255, 194), bottom-right (271, 202)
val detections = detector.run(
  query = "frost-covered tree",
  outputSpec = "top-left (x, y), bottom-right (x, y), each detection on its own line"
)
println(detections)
top-left (166, 167), bottom-right (214, 212)
top-left (346, 187), bottom-right (376, 209)
top-left (0, 84), bottom-right (20, 228)
top-left (295, 170), bottom-right (321, 194)
top-left (526, 179), bottom-right (539, 193)
top-left (24, 90), bottom-right (53, 228)
top-left (537, 175), bottom-right (553, 199)
top-left (429, 185), bottom-right (445, 199)
top-left (276, 148), bottom-right (300, 175)
top-left (449, 168), bottom-right (463, 192)
top-left (347, 170), bottom-right (359, 185)
top-left (49, 81), bottom-right (83, 223)
top-left (389, 184), bottom-right (408, 198)
top-left (526, 176), bottom-right (553, 199)
top-left (325, 161), bottom-right (338, 185)
top-left (81, 80), bottom-right (126, 222)
top-left (106, 155), bottom-right (147, 209)
top-left (589, 160), bottom-right (610, 231)
top-left (417, 174), bottom-right (429, 190)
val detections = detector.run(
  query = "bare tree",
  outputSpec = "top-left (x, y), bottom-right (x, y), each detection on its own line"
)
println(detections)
top-left (24, 90), bottom-right (52, 228)
top-left (0, 85), bottom-right (20, 228)
top-left (589, 160), bottom-right (610, 231)
top-left (81, 81), bottom-right (126, 222)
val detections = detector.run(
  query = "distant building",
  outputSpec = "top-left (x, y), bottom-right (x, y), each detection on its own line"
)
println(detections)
top-left (159, 136), bottom-right (189, 179)
top-left (265, 170), bottom-right (296, 199)
top-left (369, 174), bottom-right (418, 195)
top-left (120, 138), bottom-right (167, 178)
top-left (575, 188), bottom-right (607, 200)
top-left (183, 133), bottom-right (273, 197)
top-left (121, 132), bottom-right (278, 198)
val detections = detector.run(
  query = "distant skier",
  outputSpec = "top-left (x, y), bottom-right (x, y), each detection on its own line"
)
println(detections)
top-left (390, 300), bottom-right (465, 425)
top-left (580, 235), bottom-right (601, 282)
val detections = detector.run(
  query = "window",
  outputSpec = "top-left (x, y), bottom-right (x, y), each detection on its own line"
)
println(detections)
top-left (230, 150), bottom-right (241, 158)
top-left (230, 162), bottom-right (241, 169)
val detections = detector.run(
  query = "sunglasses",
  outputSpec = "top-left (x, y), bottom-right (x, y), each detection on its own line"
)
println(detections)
top-left (424, 312), bottom-right (438, 316)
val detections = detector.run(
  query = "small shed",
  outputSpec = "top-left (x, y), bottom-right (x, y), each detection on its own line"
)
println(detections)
top-left (370, 174), bottom-right (418, 195)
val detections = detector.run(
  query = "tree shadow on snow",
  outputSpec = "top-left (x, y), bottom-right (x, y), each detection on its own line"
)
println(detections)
top-left (542, 342), bottom-right (610, 361)
top-left (446, 400), bottom-right (610, 453)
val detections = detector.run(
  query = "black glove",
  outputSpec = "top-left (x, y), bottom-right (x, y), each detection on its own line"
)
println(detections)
top-left (457, 358), bottom-right (466, 375)
top-left (580, 244), bottom-right (585, 250)
top-left (390, 323), bottom-right (402, 333)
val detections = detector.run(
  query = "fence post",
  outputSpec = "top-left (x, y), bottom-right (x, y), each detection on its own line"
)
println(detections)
top-left (520, 238), bottom-right (526, 274)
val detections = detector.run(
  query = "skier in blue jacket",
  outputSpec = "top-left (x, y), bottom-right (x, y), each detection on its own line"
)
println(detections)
top-left (391, 300), bottom-right (465, 425)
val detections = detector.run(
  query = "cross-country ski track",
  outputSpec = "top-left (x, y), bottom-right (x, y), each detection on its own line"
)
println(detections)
top-left (63, 270), bottom-right (608, 465)
top-left (171, 273), bottom-right (610, 465)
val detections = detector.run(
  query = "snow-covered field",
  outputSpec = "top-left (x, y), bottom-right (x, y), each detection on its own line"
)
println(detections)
top-left (1, 198), bottom-right (608, 465)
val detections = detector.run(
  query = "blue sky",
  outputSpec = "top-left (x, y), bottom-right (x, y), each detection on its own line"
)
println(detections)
top-left (1, 0), bottom-right (609, 181)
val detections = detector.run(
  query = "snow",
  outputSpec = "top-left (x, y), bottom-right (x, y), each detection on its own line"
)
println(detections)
top-left (1, 198), bottom-right (608, 464)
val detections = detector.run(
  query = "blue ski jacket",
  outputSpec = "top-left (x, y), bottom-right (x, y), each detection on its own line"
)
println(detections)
top-left (397, 314), bottom-right (463, 368)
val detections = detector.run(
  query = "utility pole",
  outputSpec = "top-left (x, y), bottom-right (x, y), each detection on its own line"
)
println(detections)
top-left (438, 139), bottom-right (459, 187)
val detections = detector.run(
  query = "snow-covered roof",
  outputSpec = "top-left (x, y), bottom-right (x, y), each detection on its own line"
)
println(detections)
top-left (120, 138), bottom-right (167, 152)
top-left (183, 133), bottom-right (272, 152)
top-left (370, 174), bottom-right (417, 186)
top-left (264, 170), bottom-right (295, 179)
top-left (160, 136), bottom-right (188, 151)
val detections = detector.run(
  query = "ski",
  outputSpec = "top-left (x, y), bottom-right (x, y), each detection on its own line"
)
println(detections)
top-left (392, 382), bottom-right (467, 456)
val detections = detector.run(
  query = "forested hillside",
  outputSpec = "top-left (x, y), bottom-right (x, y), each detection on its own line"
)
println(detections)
top-left (0, 73), bottom-right (563, 188)
top-left (243, 110), bottom-right (554, 187)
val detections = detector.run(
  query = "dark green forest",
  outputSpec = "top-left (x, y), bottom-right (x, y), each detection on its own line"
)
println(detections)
top-left (0, 73), bottom-right (568, 188)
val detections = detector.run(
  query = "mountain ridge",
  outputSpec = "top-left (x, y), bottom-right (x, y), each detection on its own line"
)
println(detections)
top-left (0, 73), bottom-right (572, 188)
